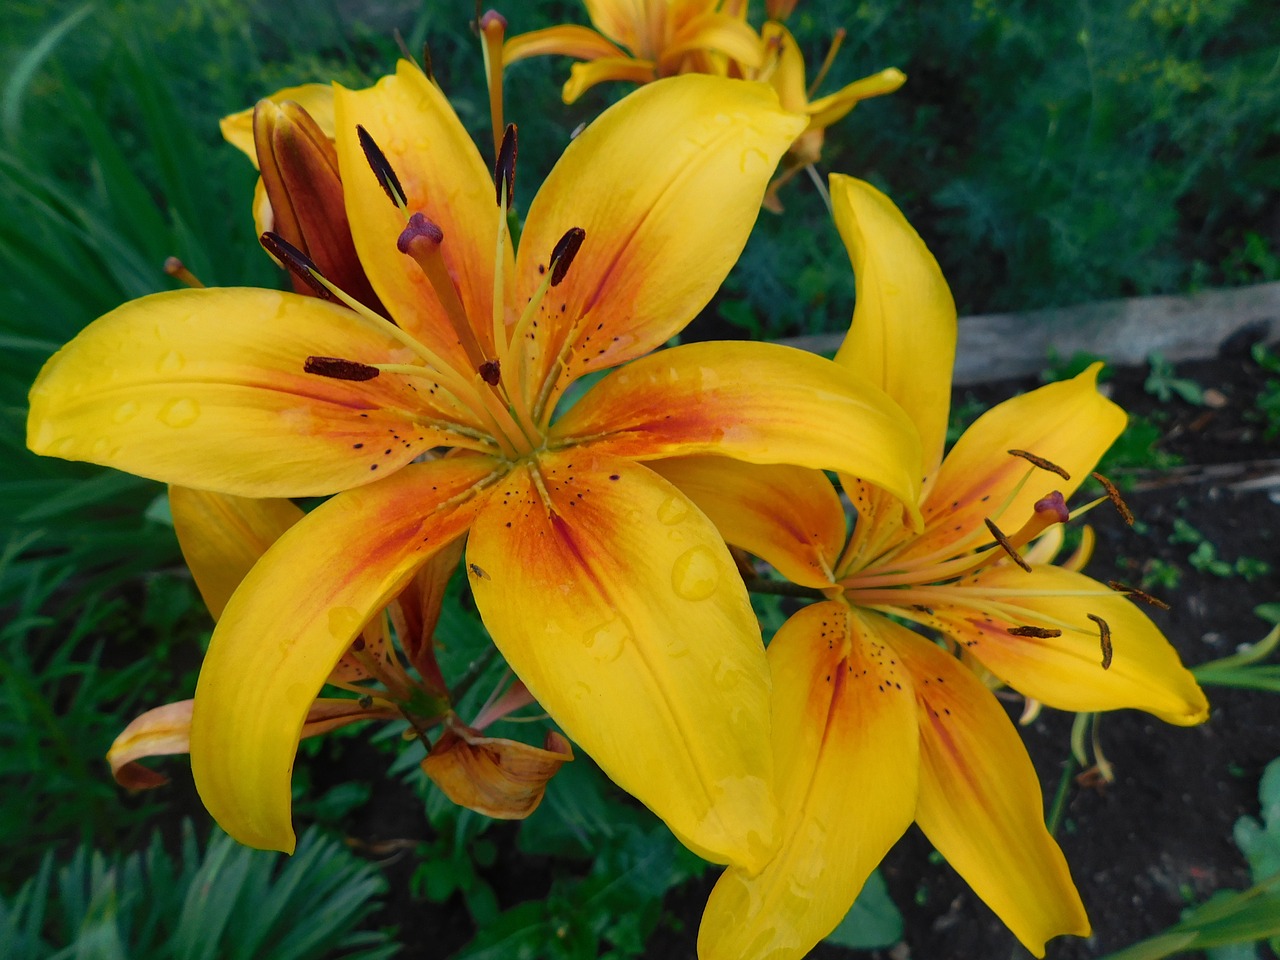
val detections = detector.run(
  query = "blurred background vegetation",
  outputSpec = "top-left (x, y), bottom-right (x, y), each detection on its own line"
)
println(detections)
top-left (0, 0), bottom-right (1277, 956)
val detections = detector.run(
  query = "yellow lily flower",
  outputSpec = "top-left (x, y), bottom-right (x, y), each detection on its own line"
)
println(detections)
top-left (504, 3), bottom-right (903, 207)
top-left (108, 486), bottom-right (570, 819)
top-left (656, 176), bottom-right (1209, 958)
top-left (504, 0), bottom-right (764, 104)
top-left (29, 68), bottom-right (924, 866)
top-left (755, 21), bottom-right (904, 210)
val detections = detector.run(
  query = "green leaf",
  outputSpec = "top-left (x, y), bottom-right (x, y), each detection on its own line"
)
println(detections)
top-left (823, 870), bottom-right (904, 949)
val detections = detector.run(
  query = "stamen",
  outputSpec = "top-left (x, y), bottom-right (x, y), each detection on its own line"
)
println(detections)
top-left (1008, 625), bottom-right (1063, 638)
top-left (412, 39), bottom-right (434, 83)
top-left (260, 232), bottom-right (340, 302)
top-left (806, 27), bottom-right (846, 99)
top-left (398, 213), bottom-right (489, 374)
top-left (1088, 613), bottom-right (1114, 669)
top-left (550, 227), bottom-right (586, 286)
top-left (479, 360), bottom-right (501, 386)
top-left (164, 256), bottom-right (205, 288)
top-left (494, 123), bottom-right (517, 207)
top-left (478, 11), bottom-right (508, 161)
top-left (983, 517), bottom-right (1032, 572)
top-left (304, 356), bottom-right (381, 381)
top-left (1092, 472), bottom-right (1135, 525)
top-left (1008, 448), bottom-right (1071, 480)
top-left (1106, 580), bottom-right (1171, 610)
top-left (357, 125), bottom-right (407, 210)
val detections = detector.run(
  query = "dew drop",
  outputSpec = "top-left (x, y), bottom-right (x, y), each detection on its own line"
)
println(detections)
top-left (671, 545), bottom-right (719, 601)
top-left (739, 147), bottom-right (771, 175)
top-left (713, 660), bottom-right (746, 692)
top-left (656, 495), bottom-right (690, 526)
top-left (582, 618), bottom-right (628, 663)
top-left (327, 605), bottom-right (362, 640)
top-left (111, 399), bottom-right (140, 424)
top-left (158, 397), bottom-right (200, 428)
top-left (157, 350), bottom-right (185, 374)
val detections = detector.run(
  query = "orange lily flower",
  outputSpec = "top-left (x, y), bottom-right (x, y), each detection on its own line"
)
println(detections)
top-left (504, 0), bottom-right (764, 103)
top-left (655, 176), bottom-right (1209, 958)
top-left (108, 486), bottom-right (571, 820)
top-left (28, 69), bottom-right (924, 866)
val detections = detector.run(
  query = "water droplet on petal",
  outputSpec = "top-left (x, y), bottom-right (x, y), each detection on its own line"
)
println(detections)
top-left (656, 496), bottom-right (690, 526)
top-left (713, 660), bottom-right (746, 692)
top-left (327, 605), bottom-right (362, 640)
top-left (739, 147), bottom-right (770, 175)
top-left (158, 397), bottom-right (200, 428)
top-left (582, 618), bottom-right (628, 663)
top-left (111, 400), bottom-right (140, 424)
top-left (671, 545), bottom-right (719, 601)
top-left (157, 350), bottom-right (185, 374)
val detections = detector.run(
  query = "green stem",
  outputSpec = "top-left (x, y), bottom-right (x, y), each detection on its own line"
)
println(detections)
top-left (1046, 752), bottom-right (1080, 837)
top-left (742, 578), bottom-right (827, 600)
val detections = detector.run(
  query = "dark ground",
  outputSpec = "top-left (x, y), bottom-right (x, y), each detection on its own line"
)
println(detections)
top-left (343, 347), bottom-right (1280, 959)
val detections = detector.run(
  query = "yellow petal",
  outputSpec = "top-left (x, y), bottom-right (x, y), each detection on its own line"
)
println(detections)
top-left (758, 22), bottom-right (809, 114)
top-left (891, 625), bottom-right (1090, 955)
top-left (108, 700), bottom-right (195, 790)
top-left (807, 68), bottom-right (906, 131)
top-left (659, 12), bottom-right (764, 73)
top-left (503, 24), bottom-right (628, 63)
top-left (582, 0), bottom-right (646, 51)
top-left (562, 56), bottom-right (657, 102)
top-left (698, 603), bottom-right (919, 960)
top-left (465, 449), bottom-right (777, 871)
top-left (897, 363), bottom-right (1126, 564)
top-left (169, 487), bottom-right (303, 620)
top-left (831, 175), bottom-right (956, 475)
top-left (423, 725), bottom-right (573, 819)
top-left (334, 61), bottom-right (513, 376)
top-left (650, 456), bottom-right (844, 589)
top-left (515, 75), bottom-right (804, 407)
top-left (219, 83), bottom-right (336, 168)
top-left (552, 341), bottom-right (923, 527)
top-left (191, 456), bottom-right (495, 852)
top-left (27, 288), bottom-right (479, 497)
top-left (930, 564), bottom-right (1209, 725)
top-left (108, 697), bottom-right (395, 791)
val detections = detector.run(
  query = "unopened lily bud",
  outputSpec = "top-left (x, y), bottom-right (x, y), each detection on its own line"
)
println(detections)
top-left (253, 99), bottom-right (384, 312)
top-left (422, 724), bottom-right (573, 819)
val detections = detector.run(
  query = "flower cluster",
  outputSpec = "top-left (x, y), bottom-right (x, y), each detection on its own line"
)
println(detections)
top-left (27, 4), bottom-right (1208, 960)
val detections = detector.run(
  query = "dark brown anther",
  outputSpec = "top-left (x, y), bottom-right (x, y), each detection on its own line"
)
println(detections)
top-left (260, 232), bottom-right (338, 302)
top-left (1092, 472), bottom-right (1135, 526)
top-left (397, 212), bottom-right (445, 253)
top-left (984, 517), bottom-right (1032, 572)
top-left (357, 125), bottom-right (407, 207)
top-left (1088, 613), bottom-right (1113, 669)
top-left (495, 123), bottom-right (517, 206)
top-left (1009, 449), bottom-right (1071, 480)
top-left (549, 227), bottom-right (586, 286)
top-left (1106, 580), bottom-right (1171, 610)
top-left (478, 359), bottom-right (501, 385)
top-left (1008, 625), bottom-right (1063, 639)
top-left (304, 356), bottom-right (382, 381)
